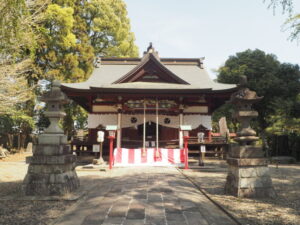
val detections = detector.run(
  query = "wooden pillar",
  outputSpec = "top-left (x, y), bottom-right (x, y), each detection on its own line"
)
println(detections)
top-left (184, 136), bottom-right (189, 169)
top-left (109, 136), bottom-right (115, 169)
top-left (155, 99), bottom-right (159, 157)
top-left (179, 106), bottom-right (184, 149)
top-left (117, 107), bottom-right (122, 149)
top-left (143, 99), bottom-right (146, 151)
top-left (156, 99), bottom-right (159, 149)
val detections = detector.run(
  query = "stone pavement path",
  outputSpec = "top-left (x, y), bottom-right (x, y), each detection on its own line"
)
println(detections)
top-left (54, 167), bottom-right (236, 225)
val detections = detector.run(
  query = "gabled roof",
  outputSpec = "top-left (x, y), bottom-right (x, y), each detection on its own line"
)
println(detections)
top-left (61, 45), bottom-right (237, 93)
top-left (113, 50), bottom-right (189, 84)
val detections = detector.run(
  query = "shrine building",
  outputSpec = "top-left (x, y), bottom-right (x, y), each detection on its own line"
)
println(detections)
top-left (61, 45), bottom-right (237, 166)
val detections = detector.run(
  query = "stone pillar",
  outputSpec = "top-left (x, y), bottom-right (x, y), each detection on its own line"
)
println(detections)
top-left (225, 77), bottom-right (275, 198)
top-left (22, 81), bottom-right (79, 196)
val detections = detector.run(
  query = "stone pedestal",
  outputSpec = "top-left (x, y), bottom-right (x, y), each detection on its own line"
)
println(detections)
top-left (225, 144), bottom-right (275, 198)
top-left (22, 81), bottom-right (79, 196)
top-left (23, 135), bottom-right (79, 195)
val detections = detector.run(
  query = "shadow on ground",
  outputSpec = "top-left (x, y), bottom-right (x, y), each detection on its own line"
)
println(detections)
top-left (182, 159), bottom-right (300, 225)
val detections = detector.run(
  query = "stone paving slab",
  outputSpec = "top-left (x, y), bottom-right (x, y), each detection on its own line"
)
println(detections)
top-left (53, 167), bottom-right (237, 225)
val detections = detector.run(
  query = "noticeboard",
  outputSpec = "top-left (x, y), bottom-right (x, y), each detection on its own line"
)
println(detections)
top-left (93, 144), bottom-right (100, 152)
top-left (200, 145), bottom-right (206, 153)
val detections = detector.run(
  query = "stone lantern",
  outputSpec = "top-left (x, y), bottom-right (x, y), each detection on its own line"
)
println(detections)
top-left (23, 81), bottom-right (79, 196)
top-left (225, 76), bottom-right (275, 198)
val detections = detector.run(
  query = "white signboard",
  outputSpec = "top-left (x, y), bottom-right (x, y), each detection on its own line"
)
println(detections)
top-left (197, 132), bottom-right (205, 143)
top-left (93, 144), bottom-right (100, 152)
top-left (97, 131), bottom-right (104, 143)
top-left (145, 141), bottom-right (150, 147)
top-left (200, 145), bottom-right (206, 153)
top-left (151, 141), bottom-right (155, 147)
top-left (180, 125), bottom-right (192, 131)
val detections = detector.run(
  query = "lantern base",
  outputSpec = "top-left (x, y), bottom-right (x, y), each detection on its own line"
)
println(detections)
top-left (93, 157), bottom-right (106, 165)
top-left (22, 135), bottom-right (79, 196)
top-left (225, 144), bottom-right (275, 198)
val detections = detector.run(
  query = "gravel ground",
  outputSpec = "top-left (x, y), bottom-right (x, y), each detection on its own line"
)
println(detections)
top-left (182, 159), bottom-right (300, 225)
top-left (1, 153), bottom-right (299, 225)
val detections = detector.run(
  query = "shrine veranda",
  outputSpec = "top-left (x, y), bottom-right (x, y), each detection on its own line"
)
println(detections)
top-left (61, 46), bottom-right (237, 165)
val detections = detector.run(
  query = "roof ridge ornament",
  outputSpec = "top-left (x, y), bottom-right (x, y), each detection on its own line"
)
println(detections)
top-left (198, 57), bottom-right (205, 69)
top-left (147, 42), bottom-right (153, 52)
top-left (143, 42), bottom-right (160, 58)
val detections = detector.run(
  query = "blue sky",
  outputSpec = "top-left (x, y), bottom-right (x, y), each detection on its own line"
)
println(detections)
top-left (125, 0), bottom-right (300, 78)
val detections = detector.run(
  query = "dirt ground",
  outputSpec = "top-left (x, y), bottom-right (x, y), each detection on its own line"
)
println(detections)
top-left (0, 153), bottom-right (300, 225)
top-left (182, 159), bottom-right (300, 225)
top-left (0, 153), bottom-right (104, 225)
top-left (0, 151), bottom-right (31, 162)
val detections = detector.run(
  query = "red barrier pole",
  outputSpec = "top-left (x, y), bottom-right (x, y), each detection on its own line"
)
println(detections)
top-left (184, 136), bottom-right (189, 169)
top-left (109, 137), bottom-right (114, 169)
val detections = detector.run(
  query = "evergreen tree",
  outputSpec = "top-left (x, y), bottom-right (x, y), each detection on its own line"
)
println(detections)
top-left (33, 0), bottom-right (139, 135)
top-left (0, 0), bottom-right (139, 144)
top-left (34, 0), bottom-right (138, 82)
top-left (34, 2), bottom-right (79, 82)
top-left (216, 49), bottom-right (300, 157)
top-left (217, 49), bottom-right (300, 131)
top-left (0, 0), bottom-right (34, 60)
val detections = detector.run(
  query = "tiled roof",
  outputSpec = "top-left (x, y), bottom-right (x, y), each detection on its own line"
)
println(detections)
top-left (61, 51), bottom-right (236, 92)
